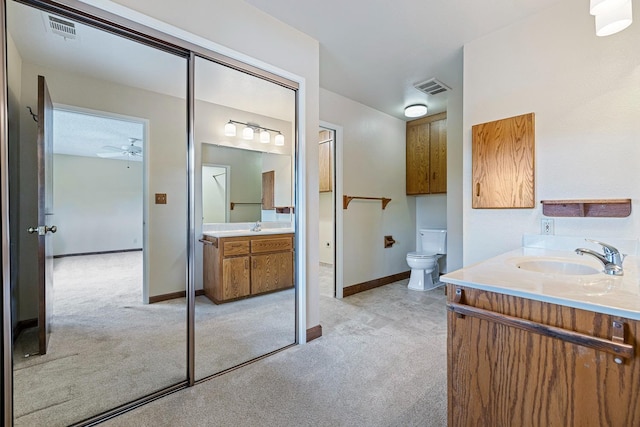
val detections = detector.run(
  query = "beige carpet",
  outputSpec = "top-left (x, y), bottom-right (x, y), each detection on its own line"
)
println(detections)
top-left (102, 264), bottom-right (448, 427)
top-left (12, 251), bottom-right (295, 426)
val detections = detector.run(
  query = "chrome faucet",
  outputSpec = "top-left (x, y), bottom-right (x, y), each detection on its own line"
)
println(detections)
top-left (575, 239), bottom-right (625, 276)
top-left (251, 221), bottom-right (262, 232)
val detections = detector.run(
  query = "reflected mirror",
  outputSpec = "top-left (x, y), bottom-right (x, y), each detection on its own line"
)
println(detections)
top-left (6, 1), bottom-right (188, 424)
top-left (194, 56), bottom-right (296, 379)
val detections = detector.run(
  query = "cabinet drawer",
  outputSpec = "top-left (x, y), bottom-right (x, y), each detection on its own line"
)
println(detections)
top-left (223, 240), bottom-right (250, 256)
top-left (251, 237), bottom-right (293, 254)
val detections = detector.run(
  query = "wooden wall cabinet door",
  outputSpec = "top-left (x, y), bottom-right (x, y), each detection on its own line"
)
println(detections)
top-left (447, 285), bottom-right (640, 427)
top-left (406, 112), bottom-right (447, 195)
top-left (429, 118), bottom-right (447, 194)
top-left (472, 113), bottom-right (535, 208)
top-left (319, 129), bottom-right (333, 193)
top-left (262, 170), bottom-right (275, 210)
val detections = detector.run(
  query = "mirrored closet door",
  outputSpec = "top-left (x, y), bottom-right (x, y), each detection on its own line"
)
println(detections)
top-left (193, 56), bottom-right (297, 380)
top-left (6, 1), bottom-right (188, 425)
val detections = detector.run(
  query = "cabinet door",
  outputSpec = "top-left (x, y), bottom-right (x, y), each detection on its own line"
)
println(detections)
top-left (406, 121), bottom-right (430, 195)
top-left (448, 285), bottom-right (640, 427)
top-left (472, 113), bottom-right (535, 208)
top-left (221, 256), bottom-right (250, 300)
top-left (429, 118), bottom-right (447, 193)
top-left (251, 252), bottom-right (294, 295)
top-left (319, 140), bottom-right (333, 192)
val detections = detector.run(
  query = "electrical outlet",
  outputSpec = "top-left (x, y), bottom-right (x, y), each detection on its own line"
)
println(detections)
top-left (541, 218), bottom-right (554, 235)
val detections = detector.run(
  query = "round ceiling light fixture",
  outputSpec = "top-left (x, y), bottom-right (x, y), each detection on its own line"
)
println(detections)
top-left (404, 104), bottom-right (428, 118)
top-left (595, 0), bottom-right (633, 36)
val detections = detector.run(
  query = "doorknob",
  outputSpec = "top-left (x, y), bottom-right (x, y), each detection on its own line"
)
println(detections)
top-left (27, 225), bottom-right (57, 235)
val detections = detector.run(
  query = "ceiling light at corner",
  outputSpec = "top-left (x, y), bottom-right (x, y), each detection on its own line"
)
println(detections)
top-left (242, 126), bottom-right (254, 140)
top-left (595, 0), bottom-right (633, 36)
top-left (260, 129), bottom-right (270, 143)
top-left (274, 133), bottom-right (285, 146)
top-left (224, 121), bottom-right (236, 137)
top-left (590, 0), bottom-right (628, 15)
top-left (404, 104), bottom-right (428, 118)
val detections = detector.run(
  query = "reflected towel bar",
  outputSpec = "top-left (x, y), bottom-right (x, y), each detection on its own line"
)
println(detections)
top-left (230, 202), bottom-right (261, 210)
top-left (343, 195), bottom-right (391, 210)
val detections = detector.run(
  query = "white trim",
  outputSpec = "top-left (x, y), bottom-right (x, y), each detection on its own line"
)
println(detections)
top-left (320, 120), bottom-right (343, 299)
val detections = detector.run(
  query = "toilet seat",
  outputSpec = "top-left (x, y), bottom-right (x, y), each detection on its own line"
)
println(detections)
top-left (407, 251), bottom-right (438, 259)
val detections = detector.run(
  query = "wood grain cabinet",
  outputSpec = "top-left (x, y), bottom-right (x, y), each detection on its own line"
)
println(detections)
top-left (319, 129), bottom-right (333, 193)
top-left (406, 113), bottom-right (447, 195)
top-left (447, 284), bottom-right (640, 427)
top-left (203, 233), bottom-right (294, 303)
top-left (472, 112), bottom-right (535, 208)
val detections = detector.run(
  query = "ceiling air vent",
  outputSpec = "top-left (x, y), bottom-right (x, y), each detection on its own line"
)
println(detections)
top-left (414, 78), bottom-right (451, 96)
top-left (47, 15), bottom-right (77, 40)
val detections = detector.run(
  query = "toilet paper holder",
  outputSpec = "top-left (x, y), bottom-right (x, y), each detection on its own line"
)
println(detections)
top-left (384, 235), bottom-right (396, 248)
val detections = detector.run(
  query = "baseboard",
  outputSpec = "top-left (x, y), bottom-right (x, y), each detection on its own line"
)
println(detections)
top-left (343, 271), bottom-right (411, 297)
top-left (149, 289), bottom-right (205, 303)
top-left (13, 318), bottom-right (38, 342)
top-left (306, 324), bottom-right (322, 342)
top-left (54, 248), bottom-right (142, 258)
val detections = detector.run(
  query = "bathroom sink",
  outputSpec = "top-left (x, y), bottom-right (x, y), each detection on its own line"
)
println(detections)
top-left (509, 257), bottom-right (601, 275)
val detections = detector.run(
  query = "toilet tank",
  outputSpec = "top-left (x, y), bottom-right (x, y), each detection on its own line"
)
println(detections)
top-left (419, 229), bottom-right (447, 254)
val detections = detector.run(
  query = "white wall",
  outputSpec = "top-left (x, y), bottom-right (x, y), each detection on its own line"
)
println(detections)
top-left (463, 0), bottom-right (640, 265)
top-left (98, 0), bottom-right (321, 328)
top-left (320, 88), bottom-right (413, 286)
top-left (52, 154), bottom-right (143, 256)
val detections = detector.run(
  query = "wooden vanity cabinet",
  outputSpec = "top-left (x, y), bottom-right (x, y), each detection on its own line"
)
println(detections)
top-left (406, 112), bottom-right (447, 195)
top-left (447, 284), bottom-right (640, 427)
top-left (203, 233), bottom-right (294, 303)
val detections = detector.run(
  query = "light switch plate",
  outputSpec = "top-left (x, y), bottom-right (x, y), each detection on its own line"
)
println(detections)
top-left (155, 193), bottom-right (167, 204)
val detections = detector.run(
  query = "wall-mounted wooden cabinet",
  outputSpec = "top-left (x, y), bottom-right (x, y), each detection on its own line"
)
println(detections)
top-left (319, 129), bottom-right (333, 192)
top-left (203, 233), bottom-right (294, 303)
top-left (472, 113), bottom-right (535, 208)
top-left (406, 112), bottom-right (447, 195)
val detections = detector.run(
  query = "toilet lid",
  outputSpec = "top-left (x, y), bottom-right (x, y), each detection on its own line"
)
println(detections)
top-left (407, 251), bottom-right (437, 259)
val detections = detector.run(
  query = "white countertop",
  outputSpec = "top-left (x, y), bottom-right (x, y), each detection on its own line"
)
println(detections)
top-left (441, 247), bottom-right (640, 320)
top-left (202, 228), bottom-right (294, 238)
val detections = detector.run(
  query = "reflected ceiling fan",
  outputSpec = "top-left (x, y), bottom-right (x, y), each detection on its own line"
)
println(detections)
top-left (97, 137), bottom-right (142, 159)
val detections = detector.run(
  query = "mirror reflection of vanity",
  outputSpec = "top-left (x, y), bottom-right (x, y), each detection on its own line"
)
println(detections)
top-left (193, 56), bottom-right (297, 381)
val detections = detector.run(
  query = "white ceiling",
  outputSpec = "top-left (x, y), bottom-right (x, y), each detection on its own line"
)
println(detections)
top-left (245, 0), bottom-right (563, 119)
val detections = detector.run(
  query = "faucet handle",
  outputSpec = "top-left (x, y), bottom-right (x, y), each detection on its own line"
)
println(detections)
top-left (585, 239), bottom-right (619, 254)
top-left (585, 239), bottom-right (623, 264)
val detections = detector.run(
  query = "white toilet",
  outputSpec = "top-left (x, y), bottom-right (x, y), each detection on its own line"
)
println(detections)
top-left (406, 229), bottom-right (447, 291)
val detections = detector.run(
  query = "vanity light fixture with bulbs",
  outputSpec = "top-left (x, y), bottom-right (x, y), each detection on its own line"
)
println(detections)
top-left (224, 119), bottom-right (285, 146)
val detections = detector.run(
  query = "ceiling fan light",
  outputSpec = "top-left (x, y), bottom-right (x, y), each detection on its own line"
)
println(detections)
top-left (260, 129), bottom-right (270, 143)
top-left (595, 0), bottom-right (632, 36)
top-left (242, 126), bottom-right (254, 140)
top-left (274, 133), bottom-right (285, 146)
top-left (590, 0), bottom-right (627, 15)
top-left (404, 104), bottom-right (428, 118)
top-left (224, 121), bottom-right (236, 136)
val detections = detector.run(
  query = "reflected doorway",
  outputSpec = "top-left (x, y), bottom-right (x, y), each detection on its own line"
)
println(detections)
top-left (318, 126), bottom-right (336, 298)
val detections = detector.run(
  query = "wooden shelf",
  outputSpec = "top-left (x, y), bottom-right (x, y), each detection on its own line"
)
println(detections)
top-left (540, 199), bottom-right (631, 217)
